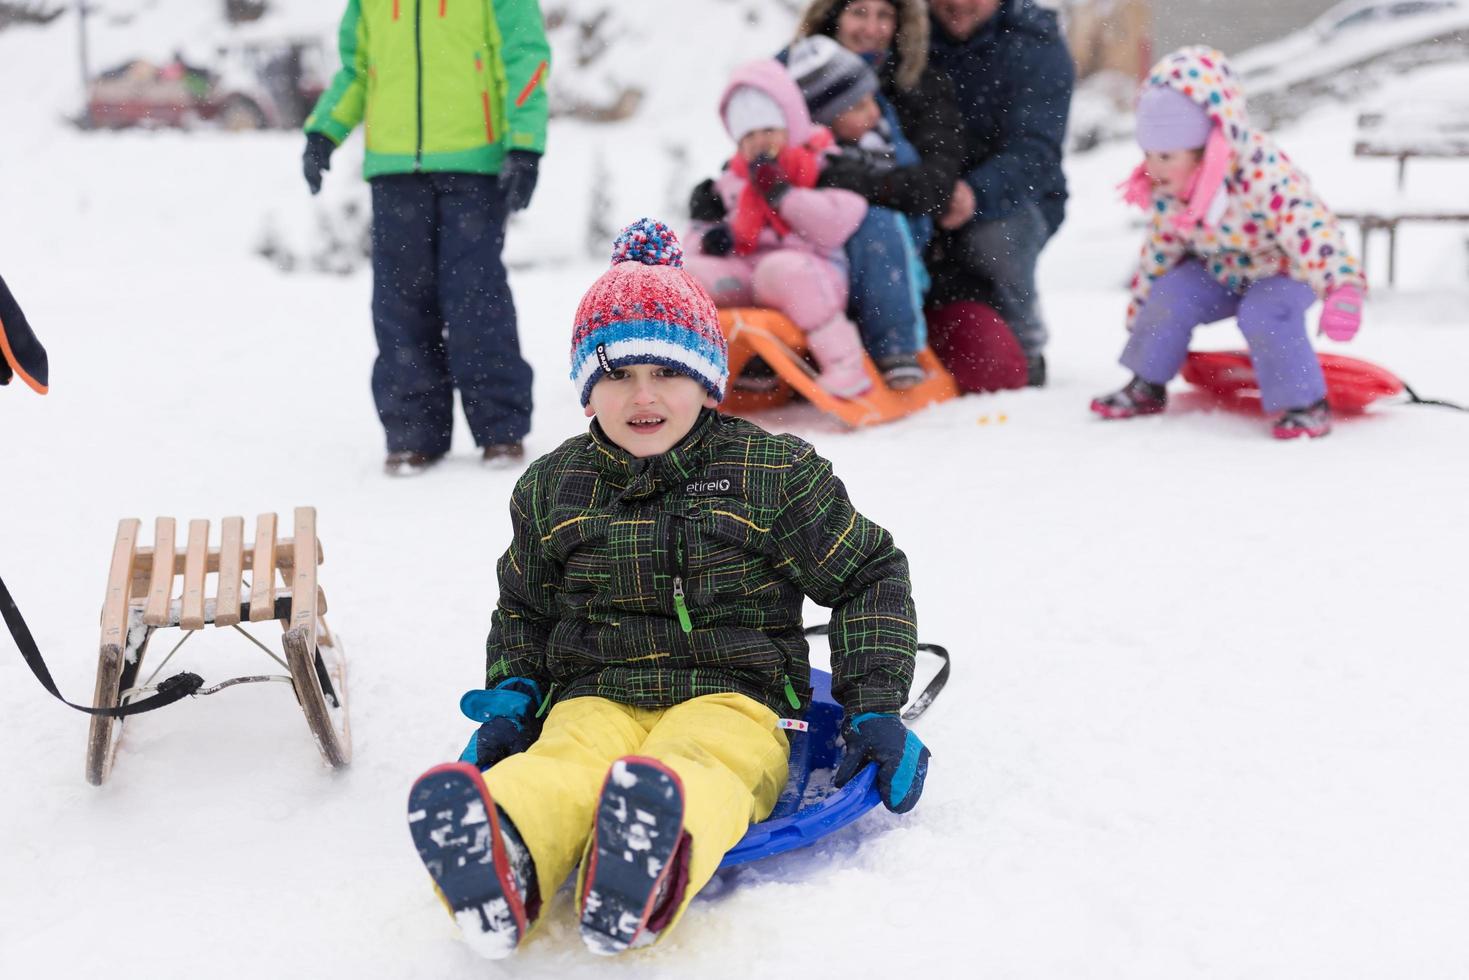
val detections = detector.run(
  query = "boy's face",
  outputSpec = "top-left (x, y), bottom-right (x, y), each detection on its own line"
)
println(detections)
top-left (829, 94), bottom-right (881, 144)
top-left (1144, 148), bottom-right (1203, 199)
top-left (585, 363), bottom-right (718, 458)
top-left (737, 127), bottom-right (788, 161)
top-left (835, 0), bottom-right (897, 55)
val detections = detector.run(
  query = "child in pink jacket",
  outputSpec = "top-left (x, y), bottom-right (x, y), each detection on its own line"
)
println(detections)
top-left (1092, 46), bottom-right (1367, 439)
top-left (686, 59), bottom-right (872, 398)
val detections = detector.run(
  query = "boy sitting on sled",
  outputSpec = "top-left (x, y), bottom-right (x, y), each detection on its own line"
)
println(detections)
top-left (407, 218), bottom-right (930, 959)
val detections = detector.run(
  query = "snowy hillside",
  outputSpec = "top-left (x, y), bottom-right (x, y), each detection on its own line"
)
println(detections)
top-left (3, 4), bottom-right (1469, 979)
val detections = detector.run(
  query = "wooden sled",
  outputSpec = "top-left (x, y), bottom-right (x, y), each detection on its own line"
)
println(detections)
top-left (87, 507), bottom-right (350, 785)
top-left (719, 308), bottom-right (959, 427)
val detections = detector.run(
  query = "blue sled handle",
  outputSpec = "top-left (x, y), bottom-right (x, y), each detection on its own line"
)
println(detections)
top-left (718, 763), bottom-right (880, 870)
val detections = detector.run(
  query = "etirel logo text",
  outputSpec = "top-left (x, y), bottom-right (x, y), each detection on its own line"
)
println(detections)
top-left (684, 478), bottom-right (732, 495)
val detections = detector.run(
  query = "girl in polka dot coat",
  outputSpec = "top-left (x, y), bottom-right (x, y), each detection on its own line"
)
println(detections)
top-left (1093, 46), bottom-right (1367, 439)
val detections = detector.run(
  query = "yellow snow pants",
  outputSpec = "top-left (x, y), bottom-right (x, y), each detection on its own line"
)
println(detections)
top-left (482, 691), bottom-right (790, 942)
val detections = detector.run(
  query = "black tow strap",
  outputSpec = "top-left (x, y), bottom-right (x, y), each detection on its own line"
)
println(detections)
top-left (0, 574), bottom-right (203, 717)
top-left (1403, 383), bottom-right (1469, 412)
top-left (803, 622), bottom-right (951, 723)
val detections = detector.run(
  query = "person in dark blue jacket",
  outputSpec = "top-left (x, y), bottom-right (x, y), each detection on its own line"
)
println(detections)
top-left (927, 0), bottom-right (1072, 386)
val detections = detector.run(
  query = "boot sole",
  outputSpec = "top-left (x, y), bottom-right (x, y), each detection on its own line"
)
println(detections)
top-left (579, 757), bottom-right (686, 956)
top-left (1090, 399), bottom-right (1165, 420)
top-left (407, 762), bottom-right (529, 959)
top-left (1272, 425), bottom-right (1331, 440)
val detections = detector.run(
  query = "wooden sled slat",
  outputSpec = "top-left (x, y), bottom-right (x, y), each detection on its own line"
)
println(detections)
top-left (215, 516), bottom-right (245, 628)
top-left (248, 512), bottom-right (277, 623)
top-left (142, 517), bottom-right (176, 627)
top-left (719, 308), bottom-right (959, 426)
top-left (180, 519), bottom-right (209, 631)
top-left (99, 519), bottom-right (140, 648)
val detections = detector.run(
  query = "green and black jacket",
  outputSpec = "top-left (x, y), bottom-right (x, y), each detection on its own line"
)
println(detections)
top-left (484, 411), bottom-right (917, 719)
top-left (306, 0), bottom-right (549, 179)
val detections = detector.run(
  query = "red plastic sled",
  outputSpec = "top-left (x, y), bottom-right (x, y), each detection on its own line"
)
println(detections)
top-left (1182, 350), bottom-right (1404, 415)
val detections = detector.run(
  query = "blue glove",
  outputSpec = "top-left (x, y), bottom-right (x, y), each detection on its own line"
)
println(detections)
top-left (457, 677), bottom-right (544, 770)
top-left (497, 150), bottom-right (541, 212)
top-left (833, 712), bottom-right (930, 813)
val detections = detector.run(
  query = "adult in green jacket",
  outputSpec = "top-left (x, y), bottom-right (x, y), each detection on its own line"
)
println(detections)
top-left (302, 0), bottom-right (551, 475)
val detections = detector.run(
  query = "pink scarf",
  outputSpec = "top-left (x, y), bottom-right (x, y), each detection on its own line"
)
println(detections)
top-left (1119, 127), bottom-right (1233, 232)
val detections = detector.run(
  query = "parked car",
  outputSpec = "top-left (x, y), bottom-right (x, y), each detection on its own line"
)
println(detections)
top-left (84, 38), bottom-right (327, 131)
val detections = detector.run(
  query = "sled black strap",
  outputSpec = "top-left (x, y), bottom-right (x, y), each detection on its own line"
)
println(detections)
top-left (1403, 383), bottom-right (1469, 412)
top-left (803, 622), bottom-right (951, 724)
top-left (0, 574), bottom-right (203, 717)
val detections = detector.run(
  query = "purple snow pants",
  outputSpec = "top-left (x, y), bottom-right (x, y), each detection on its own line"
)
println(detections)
top-left (1123, 261), bottom-right (1326, 413)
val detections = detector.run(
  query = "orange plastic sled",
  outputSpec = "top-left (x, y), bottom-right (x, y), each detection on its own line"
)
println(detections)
top-left (718, 308), bottom-right (959, 427)
top-left (1182, 350), bottom-right (1404, 415)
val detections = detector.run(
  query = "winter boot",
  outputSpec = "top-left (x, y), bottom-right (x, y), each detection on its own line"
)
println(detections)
top-left (876, 353), bottom-right (926, 390)
top-left (1272, 398), bottom-right (1332, 440)
top-left (1091, 376), bottom-right (1167, 420)
top-left (732, 355), bottom-right (781, 394)
top-left (481, 442), bottom-right (525, 467)
top-left (804, 316), bottom-right (872, 398)
top-left (384, 451), bottom-right (445, 477)
top-left (579, 757), bottom-right (692, 956)
top-left (1025, 353), bottom-right (1047, 388)
top-left (407, 762), bottom-right (541, 960)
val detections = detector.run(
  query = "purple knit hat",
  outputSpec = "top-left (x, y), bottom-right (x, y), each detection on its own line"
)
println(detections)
top-left (569, 219), bottom-right (728, 407)
top-left (1135, 84), bottom-right (1212, 151)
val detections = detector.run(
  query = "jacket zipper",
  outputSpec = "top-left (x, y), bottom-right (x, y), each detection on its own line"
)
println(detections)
top-left (669, 519), bottom-right (692, 634)
top-left (535, 682), bottom-right (556, 718)
top-left (413, 0), bottom-right (424, 168)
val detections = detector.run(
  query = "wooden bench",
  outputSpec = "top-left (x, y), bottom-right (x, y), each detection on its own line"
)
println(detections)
top-left (88, 507), bottom-right (350, 784)
top-left (1339, 106), bottom-right (1469, 286)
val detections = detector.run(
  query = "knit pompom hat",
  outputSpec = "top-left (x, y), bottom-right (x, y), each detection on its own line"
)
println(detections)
top-left (569, 218), bottom-right (728, 406)
top-left (788, 34), bottom-right (879, 126)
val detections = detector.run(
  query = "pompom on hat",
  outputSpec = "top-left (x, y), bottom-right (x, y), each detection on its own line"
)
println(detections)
top-left (569, 219), bottom-right (728, 407)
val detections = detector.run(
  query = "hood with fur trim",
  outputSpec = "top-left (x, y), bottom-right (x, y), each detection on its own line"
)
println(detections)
top-left (718, 59), bottom-right (817, 145)
top-left (794, 0), bottom-right (929, 92)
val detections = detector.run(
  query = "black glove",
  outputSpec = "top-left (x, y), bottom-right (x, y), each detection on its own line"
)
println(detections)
top-left (816, 152), bottom-right (874, 195)
top-left (749, 153), bottom-right (792, 206)
top-left (688, 177), bottom-right (727, 222)
top-left (457, 677), bottom-right (545, 770)
top-left (302, 132), bottom-right (336, 195)
top-left (700, 223), bottom-right (734, 257)
top-left (833, 711), bottom-right (930, 813)
top-left (498, 150), bottom-right (541, 212)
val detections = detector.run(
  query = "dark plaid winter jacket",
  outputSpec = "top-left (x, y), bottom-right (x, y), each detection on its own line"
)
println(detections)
top-left (483, 410), bottom-right (916, 718)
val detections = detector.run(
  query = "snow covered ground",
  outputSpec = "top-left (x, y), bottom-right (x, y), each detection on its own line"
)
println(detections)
top-left (3, 6), bottom-right (1469, 979)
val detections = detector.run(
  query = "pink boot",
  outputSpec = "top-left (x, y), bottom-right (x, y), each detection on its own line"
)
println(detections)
top-left (805, 315), bottom-right (872, 398)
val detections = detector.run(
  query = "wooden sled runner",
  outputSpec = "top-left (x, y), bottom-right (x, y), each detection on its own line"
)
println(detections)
top-left (718, 308), bottom-right (959, 426)
top-left (88, 507), bottom-right (350, 785)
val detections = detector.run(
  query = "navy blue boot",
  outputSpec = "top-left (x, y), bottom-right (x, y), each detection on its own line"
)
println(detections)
top-left (407, 762), bottom-right (540, 959)
top-left (578, 757), bottom-right (691, 955)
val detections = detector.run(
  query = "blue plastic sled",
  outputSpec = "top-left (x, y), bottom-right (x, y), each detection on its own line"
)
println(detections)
top-left (719, 667), bottom-right (879, 869)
